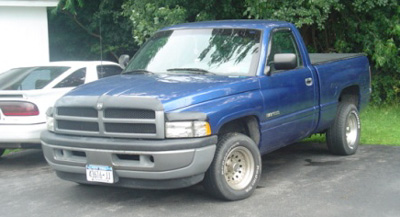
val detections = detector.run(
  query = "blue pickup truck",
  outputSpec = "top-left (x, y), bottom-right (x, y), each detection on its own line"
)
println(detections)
top-left (41, 20), bottom-right (371, 200)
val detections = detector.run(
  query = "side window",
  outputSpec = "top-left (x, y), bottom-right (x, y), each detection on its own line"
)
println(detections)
top-left (20, 69), bottom-right (52, 89)
top-left (54, 68), bottom-right (86, 88)
top-left (97, 65), bottom-right (122, 79)
top-left (267, 30), bottom-right (303, 71)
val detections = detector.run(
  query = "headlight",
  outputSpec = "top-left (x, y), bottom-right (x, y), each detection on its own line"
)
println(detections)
top-left (46, 107), bottom-right (55, 132)
top-left (166, 121), bottom-right (211, 138)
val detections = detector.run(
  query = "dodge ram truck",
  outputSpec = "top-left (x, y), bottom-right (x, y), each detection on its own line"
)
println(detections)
top-left (41, 20), bottom-right (371, 200)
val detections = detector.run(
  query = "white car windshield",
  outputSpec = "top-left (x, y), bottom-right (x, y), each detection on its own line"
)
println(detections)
top-left (0, 67), bottom-right (70, 90)
top-left (124, 28), bottom-right (261, 76)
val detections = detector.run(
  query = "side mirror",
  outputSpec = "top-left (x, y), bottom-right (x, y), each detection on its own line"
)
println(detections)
top-left (118, 54), bottom-right (130, 69)
top-left (274, 53), bottom-right (297, 71)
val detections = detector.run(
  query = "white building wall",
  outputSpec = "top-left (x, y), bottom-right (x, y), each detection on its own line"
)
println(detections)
top-left (0, 1), bottom-right (58, 73)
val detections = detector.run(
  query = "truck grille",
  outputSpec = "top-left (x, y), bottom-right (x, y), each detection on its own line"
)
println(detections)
top-left (57, 120), bottom-right (99, 132)
top-left (104, 123), bottom-right (156, 134)
top-left (58, 107), bottom-right (98, 117)
top-left (104, 108), bottom-right (155, 119)
top-left (53, 96), bottom-right (165, 139)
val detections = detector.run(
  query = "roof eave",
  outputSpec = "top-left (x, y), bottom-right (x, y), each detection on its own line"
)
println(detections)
top-left (0, 0), bottom-right (59, 7)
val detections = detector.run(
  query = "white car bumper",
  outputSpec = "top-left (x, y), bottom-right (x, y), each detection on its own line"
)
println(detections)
top-left (0, 123), bottom-right (46, 148)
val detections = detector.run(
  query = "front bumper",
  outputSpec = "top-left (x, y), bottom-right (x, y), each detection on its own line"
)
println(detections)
top-left (0, 123), bottom-right (45, 148)
top-left (41, 131), bottom-right (217, 189)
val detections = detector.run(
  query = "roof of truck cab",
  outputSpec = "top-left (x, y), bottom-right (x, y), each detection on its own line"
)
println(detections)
top-left (161, 20), bottom-right (290, 31)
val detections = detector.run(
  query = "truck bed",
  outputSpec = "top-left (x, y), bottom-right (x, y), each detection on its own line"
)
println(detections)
top-left (310, 53), bottom-right (364, 65)
top-left (311, 54), bottom-right (370, 133)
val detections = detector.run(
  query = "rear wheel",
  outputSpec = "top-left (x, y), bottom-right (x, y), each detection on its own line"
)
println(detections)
top-left (203, 133), bottom-right (261, 201)
top-left (326, 103), bottom-right (360, 155)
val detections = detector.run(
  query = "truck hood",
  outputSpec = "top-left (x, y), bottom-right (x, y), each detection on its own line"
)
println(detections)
top-left (65, 74), bottom-right (259, 111)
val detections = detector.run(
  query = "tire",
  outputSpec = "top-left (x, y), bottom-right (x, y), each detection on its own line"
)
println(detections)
top-left (0, 149), bottom-right (5, 157)
top-left (203, 133), bottom-right (262, 201)
top-left (326, 103), bottom-right (361, 155)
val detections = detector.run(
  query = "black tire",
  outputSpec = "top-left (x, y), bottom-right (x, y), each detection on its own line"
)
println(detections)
top-left (326, 103), bottom-right (361, 155)
top-left (0, 149), bottom-right (5, 157)
top-left (203, 133), bottom-right (262, 201)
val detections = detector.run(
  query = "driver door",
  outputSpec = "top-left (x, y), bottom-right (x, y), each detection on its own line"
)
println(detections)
top-left (258, 29), bottom-right (318, 154)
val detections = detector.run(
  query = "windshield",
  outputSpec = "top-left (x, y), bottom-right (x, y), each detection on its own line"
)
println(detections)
top-left (125, 28), bottom-right (261, 76)
top-left (0, 67), bottom-right (70, 90)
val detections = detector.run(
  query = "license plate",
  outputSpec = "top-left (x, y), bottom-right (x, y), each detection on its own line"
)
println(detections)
top-left (86, 165), bottom-right (114, 183)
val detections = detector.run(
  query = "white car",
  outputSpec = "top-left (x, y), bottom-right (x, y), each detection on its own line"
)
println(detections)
top-left (0, 61), bottom-right (122, 156)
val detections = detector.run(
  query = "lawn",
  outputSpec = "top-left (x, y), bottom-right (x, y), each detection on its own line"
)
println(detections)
top-left (3, 149), bottom-right (21, 156)
top-left (303, 105), bottom-right (400, 145)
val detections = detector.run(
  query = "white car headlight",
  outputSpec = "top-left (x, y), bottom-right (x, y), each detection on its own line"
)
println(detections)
top-left (166, 121), bottom-right (211, 138)
top-left (46, 107), bottom-right (55, 132)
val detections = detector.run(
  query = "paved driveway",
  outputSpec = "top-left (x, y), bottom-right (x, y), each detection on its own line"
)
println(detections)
top-left (1, 143), bottom-right (399, 217)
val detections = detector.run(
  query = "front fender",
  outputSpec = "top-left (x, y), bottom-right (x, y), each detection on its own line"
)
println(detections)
top-left (167, 90), bottom-right (264, 135)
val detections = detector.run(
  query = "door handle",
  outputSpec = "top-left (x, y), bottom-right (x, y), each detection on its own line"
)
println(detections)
top-left (305, 77), bottom-right (313, 86)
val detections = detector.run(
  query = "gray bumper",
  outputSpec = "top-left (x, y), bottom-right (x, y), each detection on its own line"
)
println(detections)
top-left (41, 131), bottom-right (217, 189)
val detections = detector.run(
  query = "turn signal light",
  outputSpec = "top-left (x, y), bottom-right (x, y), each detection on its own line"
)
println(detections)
top-left (0, 101), bottom-right (39, 116)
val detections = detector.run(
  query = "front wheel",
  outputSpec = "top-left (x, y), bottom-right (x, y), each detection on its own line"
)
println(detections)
top-left (326, 103), bottom-right (361, 155)
top-left (203, 133), bottom-right (261, 201)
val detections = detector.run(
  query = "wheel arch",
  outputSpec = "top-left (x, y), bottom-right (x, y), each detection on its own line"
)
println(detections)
top-left (338, 85), bottom-right (360, 109)
top-left (216, 115), bottom-right (261, 146)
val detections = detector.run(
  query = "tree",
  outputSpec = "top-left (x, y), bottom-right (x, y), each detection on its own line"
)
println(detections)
top-left (244, 0), bottom-right (400, 104)
top-left (49, 0), bottom-right (137, 61)
top-left (50, 0), bottom-right (400, 104)
top-left (121, 0), bottom-right (247, 44)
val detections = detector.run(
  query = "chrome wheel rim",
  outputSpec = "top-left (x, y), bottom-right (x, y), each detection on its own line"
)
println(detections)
top-left (223, 146), bottom-right (255, 190)
top-left (346, 113), bottom-right (358, 149)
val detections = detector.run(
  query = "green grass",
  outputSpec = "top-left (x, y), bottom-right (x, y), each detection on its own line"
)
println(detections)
top-left (3, 149), bottom-right (21, 156)
top-left (303, 105), bottom-right (400, 145)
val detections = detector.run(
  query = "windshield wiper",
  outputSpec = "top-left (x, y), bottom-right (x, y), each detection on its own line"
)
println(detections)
top-left (166, 68), bottom-right (216, 75)
top-left (123, 69), bottom-right (154, 74)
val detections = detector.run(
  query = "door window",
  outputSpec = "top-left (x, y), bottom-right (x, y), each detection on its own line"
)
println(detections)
top-left (54, 68), bottom-right (86, 88)
top-left (267, 30), bottom-right (303, 72)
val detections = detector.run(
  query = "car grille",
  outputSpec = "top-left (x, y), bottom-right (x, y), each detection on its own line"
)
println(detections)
top-left (53, 96), bottom-right (165, 139)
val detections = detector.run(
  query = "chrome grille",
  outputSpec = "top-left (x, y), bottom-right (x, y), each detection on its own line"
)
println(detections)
top-left (53, 96), bottom-right (165, 139)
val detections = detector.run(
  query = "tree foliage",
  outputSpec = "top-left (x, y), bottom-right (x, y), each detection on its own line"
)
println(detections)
top-left (49, 0), bottom-right (137, 61)
top-left (122, 2), bottom-right (186, 45)
top-left (121, 0), bottom-right (246, 44)
top-left (244, 0), bottom-right (400, 104)
top-left (50, 0), bottom-right (399, 104)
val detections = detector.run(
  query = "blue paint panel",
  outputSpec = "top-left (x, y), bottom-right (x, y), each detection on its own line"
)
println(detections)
top-left (312, 56), bottom-right (370, 133)
top-left (169, 91), bottom-right (265, 135)
top-left (258, 67), bottom-right (318, 152)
